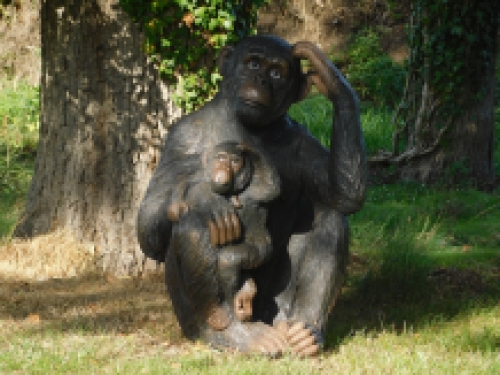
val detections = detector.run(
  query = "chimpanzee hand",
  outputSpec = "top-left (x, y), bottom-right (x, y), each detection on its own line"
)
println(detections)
top-left (186, 183), bottom-right (241, 247)
top-left (204, 194), bottom-right (242, 246)
top-left (167, 201), bottom-right (189, 222)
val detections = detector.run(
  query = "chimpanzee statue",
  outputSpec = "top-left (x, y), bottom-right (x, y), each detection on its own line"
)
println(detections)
top-left (137, 35), bottom-right (367, 357)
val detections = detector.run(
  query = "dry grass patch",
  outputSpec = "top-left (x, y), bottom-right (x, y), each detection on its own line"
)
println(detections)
top-left (0, 230), bottom-right (186, 357)
top-left (0, 229), bottom-right (96, 280)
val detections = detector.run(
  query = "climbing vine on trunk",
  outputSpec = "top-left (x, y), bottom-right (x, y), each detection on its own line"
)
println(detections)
top-left (372, 0), bottom-right (498, 179)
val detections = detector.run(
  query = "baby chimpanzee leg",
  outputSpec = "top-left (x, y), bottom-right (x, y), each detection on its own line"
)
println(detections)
top-left (166, 213), bottom-right (230, 335)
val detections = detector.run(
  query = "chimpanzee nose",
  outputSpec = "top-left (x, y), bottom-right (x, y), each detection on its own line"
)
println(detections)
top-left (254, 75), bottom-right (267, 86)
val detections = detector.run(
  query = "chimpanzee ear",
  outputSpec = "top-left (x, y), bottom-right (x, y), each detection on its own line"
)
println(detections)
top-left (217, 46), bottom-right (235, 77)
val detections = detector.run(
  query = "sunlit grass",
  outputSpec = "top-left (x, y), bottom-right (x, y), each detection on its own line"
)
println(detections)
top-left (289, 95), bottom-right (394, 153)
top-left (289, 94), bottom-right (333, 147)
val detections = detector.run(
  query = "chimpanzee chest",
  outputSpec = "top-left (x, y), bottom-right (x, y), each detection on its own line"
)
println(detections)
top-left (260, 147), bottom-right (303, 249)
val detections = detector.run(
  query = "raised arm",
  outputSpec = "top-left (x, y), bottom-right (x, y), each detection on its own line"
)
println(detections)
top-left (293, 42), bottom-right (367, 214)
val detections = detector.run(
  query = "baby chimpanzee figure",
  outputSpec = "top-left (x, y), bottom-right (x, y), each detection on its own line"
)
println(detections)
top-left (168, 141), bottom-right (280, 324)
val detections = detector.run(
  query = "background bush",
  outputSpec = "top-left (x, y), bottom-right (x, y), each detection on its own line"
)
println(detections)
top-left (333, 29), bottom-right (406, 108)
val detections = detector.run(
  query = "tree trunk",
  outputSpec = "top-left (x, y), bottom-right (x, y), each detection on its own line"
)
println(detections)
top-left (14, 0), bottom-right (181, 275)
top-left (396, 55), bottom-right (497, 188)
top-left (370, 4), bottom-right (497, 189)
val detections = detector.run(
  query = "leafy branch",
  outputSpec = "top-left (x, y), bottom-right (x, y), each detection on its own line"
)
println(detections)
top-left (119, 0), bottom-right (267, 112)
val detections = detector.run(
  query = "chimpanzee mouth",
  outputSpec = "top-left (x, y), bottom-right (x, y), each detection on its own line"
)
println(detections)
top-left (241, 99), bottom-right (267, 109)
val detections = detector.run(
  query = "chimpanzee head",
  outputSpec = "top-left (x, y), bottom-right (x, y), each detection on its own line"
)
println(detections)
top-left (217, 35), bottom-right (310, 128)
top-left (203, 141), bottom-right (281, 204)
top-left (204, 142), bottom-right (254, 196)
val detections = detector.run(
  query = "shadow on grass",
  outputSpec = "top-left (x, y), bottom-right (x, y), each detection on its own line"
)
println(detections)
top-left (0, 244), bottom-right (498, 354)
top-left (1, 182), bottom-right (499, 354)
top-left (0, 273), bottom-right (185, 344)
top-left (325, 238), bottom-right (500, 352)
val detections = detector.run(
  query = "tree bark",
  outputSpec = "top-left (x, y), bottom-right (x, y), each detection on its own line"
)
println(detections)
top-left (396, 53), bottom-right (497, 188)
top-left (14, 0), bottom-right (181, 275)
top-left (370, 6), bottom-right (497, 189)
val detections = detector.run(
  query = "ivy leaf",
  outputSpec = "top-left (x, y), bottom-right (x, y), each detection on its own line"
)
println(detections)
top-left (193, 7), bottom-right (207, 18)
top-left (222, 19), bottom-right (233, 30)
top-left (120, 0), bottom-right (263, 112)
top-left (451, 26), bottom-right (463, 35)
top-left (208, 18), bottom-right (220, 31)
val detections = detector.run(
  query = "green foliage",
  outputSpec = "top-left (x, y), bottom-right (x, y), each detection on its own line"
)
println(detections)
top-left (119, 0), bottom-right (267, 112)
top-left (0, 81), bottom-right (39, 152)
top-left (0, 80), bottom-right (38, 237)
top-left (332, 30), bottom-right (406, 108)
top-left (358, 105), bottom-right (394, 153)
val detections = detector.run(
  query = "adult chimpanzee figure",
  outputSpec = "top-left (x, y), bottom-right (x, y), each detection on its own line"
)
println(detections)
top-left (137, 35), bottom-right (367, 356)
top-left (167, 141), bottom-right (280, 326)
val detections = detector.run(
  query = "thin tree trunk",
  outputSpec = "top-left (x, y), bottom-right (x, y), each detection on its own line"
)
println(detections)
top-left (14, 0), bottom-right (181, 275)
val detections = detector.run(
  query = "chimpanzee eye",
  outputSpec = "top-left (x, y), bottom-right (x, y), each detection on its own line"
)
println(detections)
top-left (269, 69), bottom-right (281, 79)
top-left (217, 152), bottom-right (229, 163)
top-left (247, 60), bottom-right (260, 70)
top-left (231, 158), bottom-right (243, 171)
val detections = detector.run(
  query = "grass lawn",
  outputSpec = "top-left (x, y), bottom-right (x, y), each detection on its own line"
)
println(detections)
top-left (0, 81), bottom-right (499, 374)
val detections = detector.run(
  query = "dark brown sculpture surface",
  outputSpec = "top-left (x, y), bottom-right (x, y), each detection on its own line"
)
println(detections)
top-left (137, 35), bottom-right (367, 356)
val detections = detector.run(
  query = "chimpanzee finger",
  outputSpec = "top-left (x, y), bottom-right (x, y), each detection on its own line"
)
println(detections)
top-left (264, 330), bottom-right (287, 355)
top-left (214, 213), bottom-right (227, 245)
top-left (178, 202), bottom-right (188, 216)
top-left (256, 335), bottom-right (282, 358)
top-left (287, 321), bottom-right (306, 338)
top-left (231, 212), bottom-right (241, 240)
top-left (275, 321), bottom-right (289, 336)
top-left (298, 343), bottom-right (320, 357)
top-left (167, 203), bottom-right (181, 222)
top-left (208, 219), bottom-right (219, 246)
top-left (223, 211), bottom-right (234, 243)
top-left (291, 335), bottom-right (315, 353)
top-left (289, 326), bottom-right (312, 345)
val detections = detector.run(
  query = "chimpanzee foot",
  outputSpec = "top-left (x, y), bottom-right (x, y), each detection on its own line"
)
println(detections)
top-left (206, 305), bottom-right (232, 331)
top-left (234, 278), bottom-right (257, 322)
top-left (203, 320), bottom-right (287, 357)
top-left (246, 322), bottom-right (288, 356)
top-left (275, 321), bottom-right (322, 357)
